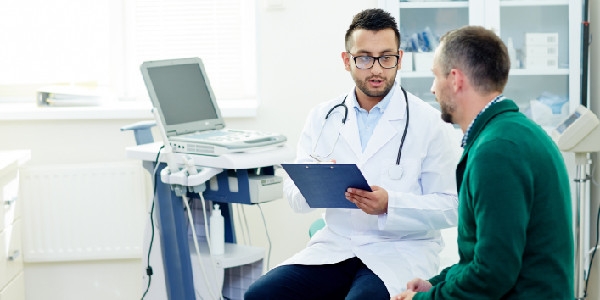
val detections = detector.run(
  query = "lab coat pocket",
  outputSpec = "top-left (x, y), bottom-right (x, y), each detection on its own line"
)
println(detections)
top-left (382, 158), bottom-right (422, 193)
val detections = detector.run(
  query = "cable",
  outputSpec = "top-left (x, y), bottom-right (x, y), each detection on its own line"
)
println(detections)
top-left (257, 204), bottom-right (272, 270)
top-left (198, 194), bottom-right (214, 253)
top-left (183, 193), bottom-right (221, 300)
top-left (141, 145), bottom-right (164, 300)
top-left (240, 204), bottom-right (252, 245)
top-left (591, 153), bottom-right (599, 187)
top-left (200, 194), bottom-right (225, 299)
top-left (584, 193), bottom-right (600, 297)
top-left (235, 204), bottom-right (247, 245)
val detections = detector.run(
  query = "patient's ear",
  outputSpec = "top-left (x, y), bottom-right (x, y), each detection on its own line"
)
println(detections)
top-left (450, 68), bottom-right (464, 92)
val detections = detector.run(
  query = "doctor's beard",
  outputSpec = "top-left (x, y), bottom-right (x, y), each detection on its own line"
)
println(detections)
top-left (353, 74), bottom-right (395, 98)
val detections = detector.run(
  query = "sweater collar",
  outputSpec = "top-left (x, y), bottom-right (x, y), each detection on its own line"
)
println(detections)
top-left (461, 99), bottom-right (519, 151)
top-left (461, 95), bottom-right (505, 147)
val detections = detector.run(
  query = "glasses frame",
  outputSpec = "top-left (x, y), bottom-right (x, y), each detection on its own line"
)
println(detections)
top-left (348, 53), bottom-right (400, 69)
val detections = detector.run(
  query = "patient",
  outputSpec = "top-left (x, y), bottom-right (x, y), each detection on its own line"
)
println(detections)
top-left (393, 25), bottom-right (573, 300)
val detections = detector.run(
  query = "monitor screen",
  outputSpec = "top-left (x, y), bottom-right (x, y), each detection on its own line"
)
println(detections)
top-left (147, 63), bottom-right (218, 126)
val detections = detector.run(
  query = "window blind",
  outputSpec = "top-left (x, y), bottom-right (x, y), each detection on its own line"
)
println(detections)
top-left (0, 0), bottom-right (256, 105)
top-left (0, 0), bottom-right (111, 100)
top-left (132, 0), bottom-right (257, 102)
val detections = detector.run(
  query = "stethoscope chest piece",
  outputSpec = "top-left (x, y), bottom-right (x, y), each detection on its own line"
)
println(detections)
top-left (388, 164), bottom-right (403, 180)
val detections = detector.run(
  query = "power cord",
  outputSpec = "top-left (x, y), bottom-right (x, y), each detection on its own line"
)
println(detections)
top-left (585, 153), bottom-right (600, 298)
top-left (240, 204), bottom-right (252, 245)
top-left (141, 145), bottom-right (165, 300)
top-left (585, 201), bottom-right (599, 298)
top-left (234, 204), bottom-right (247, 245)
top-left (183, 193), bottom-right (222, 300)
top-left (257, 204), bottom-right (272, 270)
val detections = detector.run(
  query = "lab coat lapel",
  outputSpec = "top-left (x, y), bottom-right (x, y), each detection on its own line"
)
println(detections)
top-left (361, 91), bottom-right (405, 163)
top-left (339, 108), bottom-right (363, 159)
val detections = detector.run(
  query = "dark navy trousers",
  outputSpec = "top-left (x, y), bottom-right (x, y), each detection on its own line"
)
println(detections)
top-left (244, 257), bottom-right (390, 300)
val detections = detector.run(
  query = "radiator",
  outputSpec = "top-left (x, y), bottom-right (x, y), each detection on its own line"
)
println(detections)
top-left (19, 162), bottom-right (147, 262)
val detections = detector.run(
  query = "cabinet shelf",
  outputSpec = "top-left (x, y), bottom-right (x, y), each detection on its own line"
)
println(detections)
top-left (399, 1), bottom-right (468, 9)
top-left (400, 68), bottom-right (569, 79)
top-left (500, 0), bottom-right (568, 7)
top-left (400, 71), bottom-right (432, 78)
top-left (509, 68), bottom-right (569, 76)
top-left (189, 240), bottom-right (264, 269)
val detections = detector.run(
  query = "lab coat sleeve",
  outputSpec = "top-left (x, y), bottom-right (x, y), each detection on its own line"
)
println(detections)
top-left (382, 122), bottom-right (460, 232)
top-left (282, 106), bottom-right (322, 213)
top-left (415, 140), bottom-right (529, 300)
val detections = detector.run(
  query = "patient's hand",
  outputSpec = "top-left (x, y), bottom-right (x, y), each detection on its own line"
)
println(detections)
top-left (390, 278), bottom-right (432, 300)
top-left (406, 278), bottom-right (432, 292)
top-left (391, 290), bottom-right (416, 300)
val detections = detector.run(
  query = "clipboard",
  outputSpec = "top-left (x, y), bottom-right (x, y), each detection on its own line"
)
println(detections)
top-left (281, 163), bottom-right (372, 209)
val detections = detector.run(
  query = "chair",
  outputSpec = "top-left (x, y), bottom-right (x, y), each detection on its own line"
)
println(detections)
top-left (308, 218), bottom-right (326, 238)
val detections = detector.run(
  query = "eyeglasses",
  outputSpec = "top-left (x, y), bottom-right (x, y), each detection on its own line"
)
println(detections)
top-left (349, 53), bottom-right (400, 69)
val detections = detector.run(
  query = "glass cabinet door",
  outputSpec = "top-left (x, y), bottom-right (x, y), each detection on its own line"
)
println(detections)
top-left (380, 0), bottom-right (480, 108)
top-left (380, 0), bottom-right (581, 130)
top-left (491, 0), bottom-right (580, 129)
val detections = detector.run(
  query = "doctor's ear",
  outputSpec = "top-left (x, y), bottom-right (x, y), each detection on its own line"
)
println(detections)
top-left (342, 52), bottom-right (351, 71)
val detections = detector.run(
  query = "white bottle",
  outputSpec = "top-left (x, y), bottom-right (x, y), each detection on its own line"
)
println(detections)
top-left (209, 204), bottom-right (225, 255)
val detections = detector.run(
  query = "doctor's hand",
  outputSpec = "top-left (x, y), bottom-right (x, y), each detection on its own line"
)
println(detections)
top-left (317, 159), bottom-right (336, 164)
top-left (311, 159), bottom-right (336, 164)
top-left (345, 185), bottom-right (388, 215)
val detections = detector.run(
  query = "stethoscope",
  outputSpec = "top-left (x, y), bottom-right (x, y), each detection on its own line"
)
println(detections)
top-left (310, 86), bottom-right (409, 180)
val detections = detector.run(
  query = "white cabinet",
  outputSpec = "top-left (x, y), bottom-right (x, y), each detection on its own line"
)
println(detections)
top-left (0, 151), bottom-right (30, 300)
top-left (380, 0), bottom-right (581, 129)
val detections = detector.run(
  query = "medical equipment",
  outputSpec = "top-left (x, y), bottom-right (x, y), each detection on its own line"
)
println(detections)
top-left (552, 105), bottom-right (600, 153)
top-left (311, 87), bottom-right (409, 179)
top-left (126, 137), bottom-right (292, 299)
top-left (141, 57), bottom-right (286, 155)
top-left (209, 173), bottom-right (283, 204)
top-left (552, 105), bottom-right (600, 300)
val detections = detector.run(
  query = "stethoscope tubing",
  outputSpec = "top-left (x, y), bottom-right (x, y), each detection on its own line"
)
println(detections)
top-left (324, 87), bottom-right (409, 166)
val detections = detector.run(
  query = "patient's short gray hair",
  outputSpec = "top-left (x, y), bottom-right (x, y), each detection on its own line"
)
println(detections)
top-left (438, 26), bottom-right (510, 94)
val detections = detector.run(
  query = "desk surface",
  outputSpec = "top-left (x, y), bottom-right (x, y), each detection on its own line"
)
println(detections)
top-left (126, 142), bottom-right (294, 169)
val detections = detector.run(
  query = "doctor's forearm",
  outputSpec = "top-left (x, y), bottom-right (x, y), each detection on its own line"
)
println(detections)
top-left (283, 180), bottom-right (314, 213)
top-left (384, 192), bottom-right (458, 231)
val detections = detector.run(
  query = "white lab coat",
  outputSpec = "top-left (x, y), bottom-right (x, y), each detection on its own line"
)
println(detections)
top-left (282, 82), bottom-right (461, 295)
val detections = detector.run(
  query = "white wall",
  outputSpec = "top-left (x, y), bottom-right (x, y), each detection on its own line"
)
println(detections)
top-left (0, 1), bottom-right (379, 298)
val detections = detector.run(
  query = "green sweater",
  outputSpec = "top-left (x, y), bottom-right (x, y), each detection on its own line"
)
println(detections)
top-left (414, 100), bottom-right (573, 299)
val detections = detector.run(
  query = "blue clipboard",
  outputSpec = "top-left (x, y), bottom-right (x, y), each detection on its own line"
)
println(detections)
top-left (281, 163), bottom-right (372, 209)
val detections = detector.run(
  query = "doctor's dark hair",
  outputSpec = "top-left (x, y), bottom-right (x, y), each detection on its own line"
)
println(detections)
top-left (345, 8), bottom-right (401, 52)
top-left (438, 26), bottom-right (510, 94)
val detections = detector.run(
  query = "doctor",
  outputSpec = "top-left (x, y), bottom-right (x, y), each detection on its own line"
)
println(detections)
top-left (245, 8), bottom-right (460, 299)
